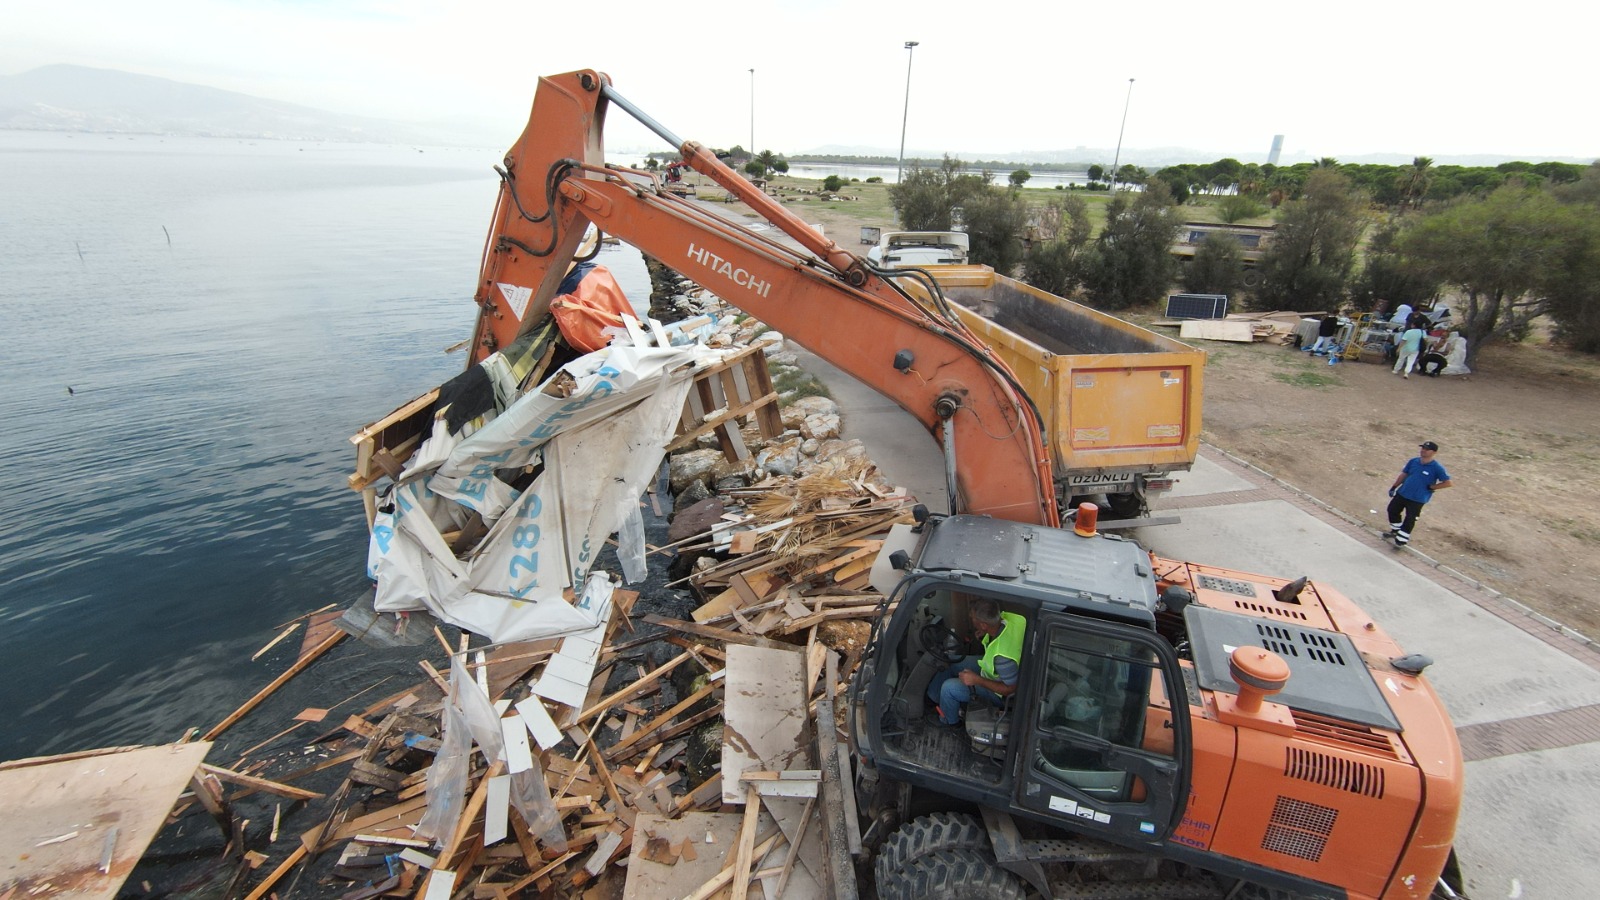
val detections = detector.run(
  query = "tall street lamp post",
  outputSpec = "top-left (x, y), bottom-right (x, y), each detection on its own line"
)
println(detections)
top-left (1109, 77), bottom-right (1135, 194)
top-left (896, 41), bottom-right (919, 184)
top-left (748, 68), bottom-right (755, 159)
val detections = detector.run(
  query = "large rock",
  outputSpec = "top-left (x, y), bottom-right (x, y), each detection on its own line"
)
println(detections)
top-left (801, 412), bottom-right (841, 441)
top-left (673, 478), bottom-right (711, 512)
top-left (669, 448), bottom-right (724, 495)
top-left (796, 438), bottom-right (872, 476)
top-left (756, 437), bottom-right (803, 477)
top-left (668, 497), bottom-right (725, 544)
top-left (713, 454), bottom-right (761, 490)
top-left (781, 396), bottom-right (839, 431)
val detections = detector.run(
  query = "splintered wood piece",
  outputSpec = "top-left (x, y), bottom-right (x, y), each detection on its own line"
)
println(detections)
top-left (250, 623), bottom-right (300, 661)
top-left (203, 630), bottom-right (345, 740)
top-left (576, 650), bottom-right (692, 722)
top-left (730, 786), bottom-right (762, 900)
top-left (198, 764), bottom-right (323, 802)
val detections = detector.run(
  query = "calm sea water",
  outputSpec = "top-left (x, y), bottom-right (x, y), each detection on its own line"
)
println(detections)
top-left (0, 131), bottom-right (649, 759)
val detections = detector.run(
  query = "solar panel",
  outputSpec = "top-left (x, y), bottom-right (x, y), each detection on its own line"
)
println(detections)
top-left (1165, 294), bottom-right (1229, 319)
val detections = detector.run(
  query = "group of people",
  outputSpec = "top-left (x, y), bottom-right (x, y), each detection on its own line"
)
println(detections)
top-left (1388, 304), bottom-right (1467, 378)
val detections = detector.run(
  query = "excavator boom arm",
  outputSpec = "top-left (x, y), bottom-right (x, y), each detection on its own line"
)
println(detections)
top-left (468, 69), bottom-right (1056, 525)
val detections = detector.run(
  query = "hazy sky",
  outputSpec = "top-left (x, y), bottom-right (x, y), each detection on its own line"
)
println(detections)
top-left (6, 0), bottom-right (1596, 162)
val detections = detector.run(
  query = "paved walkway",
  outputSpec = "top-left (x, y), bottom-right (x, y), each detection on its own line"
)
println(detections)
top-left (1147, 449), bottom-right (1600, 897)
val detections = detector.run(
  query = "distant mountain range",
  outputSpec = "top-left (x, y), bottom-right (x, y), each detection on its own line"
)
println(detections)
top-left (0, 64), bottom-right (507, 146)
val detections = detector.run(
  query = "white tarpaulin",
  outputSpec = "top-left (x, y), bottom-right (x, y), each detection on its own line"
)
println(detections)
top-left (366, 325), bottom-right (720, 642)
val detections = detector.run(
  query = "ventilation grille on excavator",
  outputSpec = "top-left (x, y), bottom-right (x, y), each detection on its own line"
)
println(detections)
top-left (1285, 746), bottom-right (1386, 798)
top-left (1250, 622), bottom-right (1350, 667)
top-left (1231, 598), bottom-right (1311, 622)
top-left (1197, 574), bottom-right (1313, 621)
top-left (1293, 711), bottom-right (1401, 759)
top-left (1262, 796), bottom-right (1338, 862)
top-left (1197, 574), bottom-right (1256, 597)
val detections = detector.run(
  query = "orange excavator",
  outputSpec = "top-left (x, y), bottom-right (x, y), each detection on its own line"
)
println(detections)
top-left (463, 69), bottom-right (1464, 899)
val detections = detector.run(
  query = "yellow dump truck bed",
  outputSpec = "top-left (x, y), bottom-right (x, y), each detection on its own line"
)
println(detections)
top-left (929, 266), bottom-right (1205, 514)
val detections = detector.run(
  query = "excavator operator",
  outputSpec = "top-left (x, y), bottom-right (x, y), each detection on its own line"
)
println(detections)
top-left (927, 598), bottom-right (1026, 726)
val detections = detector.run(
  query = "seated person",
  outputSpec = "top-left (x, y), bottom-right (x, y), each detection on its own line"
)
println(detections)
top-left (927, 598), bottom-right (1026, 726)
top-left (1420, 333), bottom-right (1450, 376)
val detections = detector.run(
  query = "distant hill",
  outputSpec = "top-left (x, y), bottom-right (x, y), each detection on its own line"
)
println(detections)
top-left (0, 64), bottom-right (506, 146)
top-left (802, 142), bottom-right (1594, 170)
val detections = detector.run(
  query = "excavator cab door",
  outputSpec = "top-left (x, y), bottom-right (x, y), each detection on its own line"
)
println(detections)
top-left (1015, 614), bottom-right (1191, 844)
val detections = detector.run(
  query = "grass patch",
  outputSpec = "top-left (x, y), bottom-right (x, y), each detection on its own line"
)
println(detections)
top-left (770, 363), bottom-right (832, 400)
top-left (1272, 371), bottom-right (1343, 388)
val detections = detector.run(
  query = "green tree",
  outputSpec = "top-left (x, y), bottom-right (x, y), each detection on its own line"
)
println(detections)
top-left (1215, 194), bottom-right (1266, 224)
top-left (772, 158), bottom-right (790, 175)
top-left (1080, 179), bottom-right (1182, 310)
top-left (751, 150), bottom-right (781, 177)
top-left (889, 157), bottom-right (965, 230)
top-left (1022, 195), bottom-right (1093, 296)
top-left (1114, 164), bottom-right (1147, 186)
top-left (1153, 168), bottom-right (1191, 205)
top-left (1539, 166), bottom-right (1600, 353)
top-left (1204, 158), bottom-right (1243, 194)
top-left (1182, 233), bottom-right (1244, 297)
top-left (961, 189), bottom-right (1031, 274)
top-left (822, 174), bottom-right (846, 192)
top-left (1009, 169), bottom-right (1032, 188)
top-left (1086, 164), bottom-right (1105, 184)
top-left (1397, 157), bottom-right (1433, 212)
top-left (743, 161), bottom-right (764, 178)
top-left (1349, 219), bottom-right (1439, 313)
top-left (888, 156), bottom-right (1027, 271)
top-left (1396, 184), bottom-right (1592, 365)
top-left (1253, 169), bottom-right (1368, 312)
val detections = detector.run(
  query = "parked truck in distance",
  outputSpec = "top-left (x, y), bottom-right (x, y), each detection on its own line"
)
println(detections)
top-left (867, 230), bottom-right (970, 268)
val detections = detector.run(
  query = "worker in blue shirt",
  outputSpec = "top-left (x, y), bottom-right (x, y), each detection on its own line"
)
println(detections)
top-left (1387, 441), bottom-right (1453, 547)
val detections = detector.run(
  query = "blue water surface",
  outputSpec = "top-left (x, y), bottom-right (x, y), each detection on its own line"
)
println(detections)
top-left (0, 131), bottom-right (649, 759)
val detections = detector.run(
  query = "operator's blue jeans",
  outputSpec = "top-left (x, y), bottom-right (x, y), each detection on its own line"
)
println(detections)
top-left (927, 657), bottom-right (1002, 725)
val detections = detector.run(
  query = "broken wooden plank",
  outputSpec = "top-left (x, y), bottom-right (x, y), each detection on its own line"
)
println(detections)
top-left (198, 764), bottom-right (323, 802)
top-left (203, 630), bottom-right (345, 740)
top-left (641, 615), bottom-right (798, 652)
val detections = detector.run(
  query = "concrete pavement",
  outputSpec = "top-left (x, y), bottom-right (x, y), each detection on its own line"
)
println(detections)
top-left (1144, 450), bottom-right (1600, 897)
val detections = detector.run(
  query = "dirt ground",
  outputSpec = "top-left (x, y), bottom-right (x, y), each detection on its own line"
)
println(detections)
top-left (694, 189), bottom-right (1600, 641)
top-left (1185, 331), bottom-right (1600, 639)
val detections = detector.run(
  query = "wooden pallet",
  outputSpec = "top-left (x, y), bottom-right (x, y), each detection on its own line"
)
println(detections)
top-left (665, 345), bottom-right (783, 462)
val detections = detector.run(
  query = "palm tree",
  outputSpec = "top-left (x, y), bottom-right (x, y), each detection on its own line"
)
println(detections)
top-left (1398, 156), bottom-right (1434, 212)
top-left (754, 150), bottom-right (780, 178)
top-left (1315, 157), bottom-right (1340, 169)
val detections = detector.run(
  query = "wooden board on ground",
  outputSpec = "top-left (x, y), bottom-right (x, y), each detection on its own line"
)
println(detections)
top-left (1180, 320), bottom-right (1257, 343)
top-left (721, 645), bottom-right (807, 805)
top-left (621, 812), bottom-right (741, 900)
top-left (0, 742), bottom-right (212, 899)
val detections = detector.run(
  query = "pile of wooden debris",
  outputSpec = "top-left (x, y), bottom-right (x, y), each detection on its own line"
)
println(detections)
top-left (189, 461), bottom-right (903, 898)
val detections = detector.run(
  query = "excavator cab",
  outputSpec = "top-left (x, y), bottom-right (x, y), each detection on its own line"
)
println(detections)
top-left (854, 514), bottom-right (1192, 848)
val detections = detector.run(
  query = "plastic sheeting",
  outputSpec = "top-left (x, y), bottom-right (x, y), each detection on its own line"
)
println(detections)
top-left (366, 322), bottom-right (720, 643)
